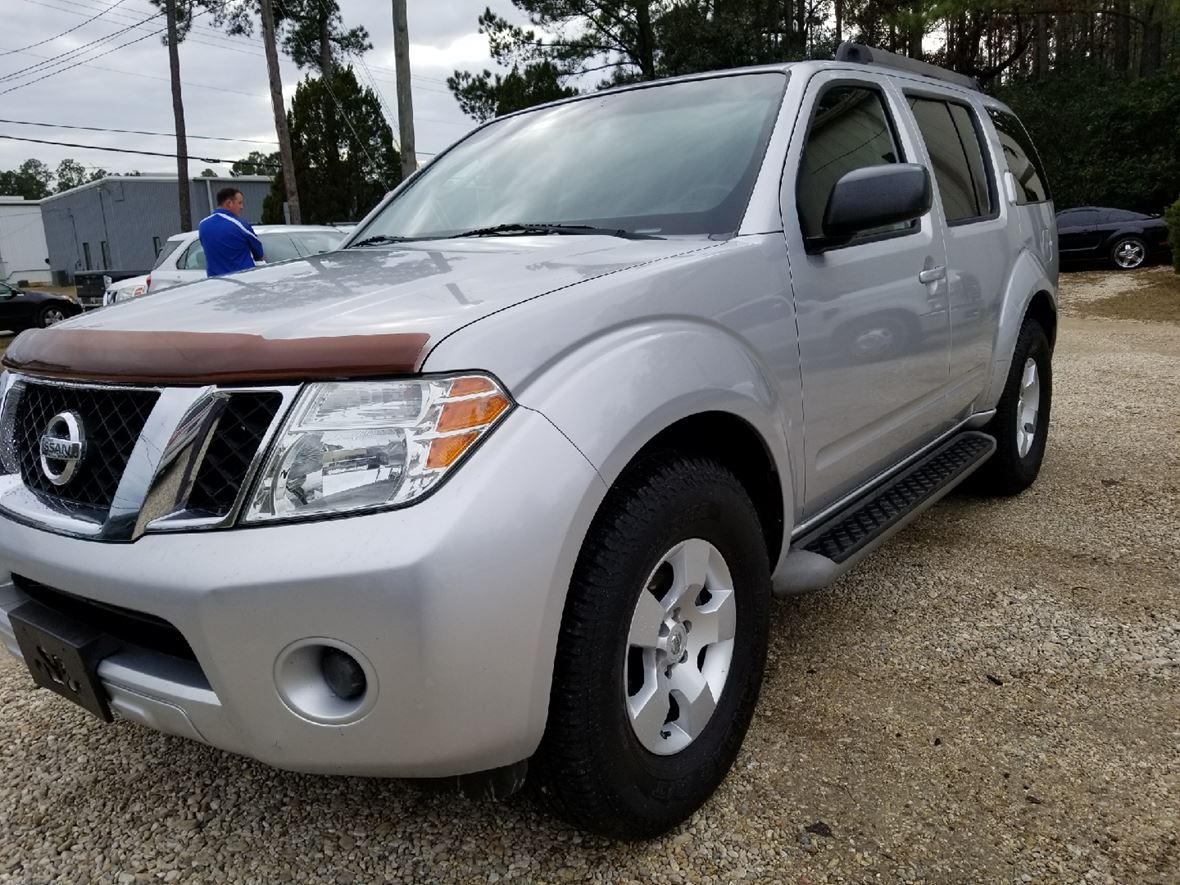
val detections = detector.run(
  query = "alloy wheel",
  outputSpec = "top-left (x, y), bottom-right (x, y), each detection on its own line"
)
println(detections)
top-left (625, 538), bottom-right (736, 755)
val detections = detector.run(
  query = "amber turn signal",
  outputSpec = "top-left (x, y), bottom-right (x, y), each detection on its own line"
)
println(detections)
top-left (437, 394), bottom-right (510, 432)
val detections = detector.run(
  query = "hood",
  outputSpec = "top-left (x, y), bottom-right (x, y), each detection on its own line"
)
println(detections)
top-left (68, 236), bottom-right (705, 340)
top-left (3, 237), bottom-right (708, 384)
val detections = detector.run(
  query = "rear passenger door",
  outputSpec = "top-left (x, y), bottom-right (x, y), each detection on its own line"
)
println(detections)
top-left (784, 74), bottom-right (953, 515)
top-left (902, 91), bottom-right (1005, 414)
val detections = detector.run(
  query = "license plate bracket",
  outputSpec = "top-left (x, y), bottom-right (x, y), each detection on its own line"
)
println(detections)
top-left (9, 601), bottom-right (119, 722)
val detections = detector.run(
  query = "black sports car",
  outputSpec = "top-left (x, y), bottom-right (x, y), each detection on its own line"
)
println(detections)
top-left (1056, 207), bottom-right (1171, 270)
top-left (0, 282), bottom-right (80, 333)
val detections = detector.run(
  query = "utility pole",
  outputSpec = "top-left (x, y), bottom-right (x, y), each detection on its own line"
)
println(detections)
top-left (392, 0), bottom-right (417, 178)
top-left (164, 0), bottom-right (191, 231)
top-left (260, 0), bottom-right (301, 224)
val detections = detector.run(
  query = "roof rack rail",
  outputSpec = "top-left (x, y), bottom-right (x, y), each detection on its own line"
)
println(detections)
top-left (835, 42), bottom-right (981, 92)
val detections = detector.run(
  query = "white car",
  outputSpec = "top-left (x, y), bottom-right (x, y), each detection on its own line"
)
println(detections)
top-left (146, 225), bottom-right (348, 294)
top-left (102, 274), bottom-right (149, 307)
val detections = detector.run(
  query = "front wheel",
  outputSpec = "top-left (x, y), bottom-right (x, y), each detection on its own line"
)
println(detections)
top-left (531, 455), bottom-right (770, 839)
top-left (974, 319), bottom-right (1052, 496)
top-left (37, 303), bottom-right (70, 327)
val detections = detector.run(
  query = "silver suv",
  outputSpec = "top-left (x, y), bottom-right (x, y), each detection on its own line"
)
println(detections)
top-left (0, 46), bottom-right (1056, 838)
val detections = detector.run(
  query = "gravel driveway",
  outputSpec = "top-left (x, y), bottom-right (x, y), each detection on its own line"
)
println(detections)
top-left (1, 272), bottom-right (1178, 884)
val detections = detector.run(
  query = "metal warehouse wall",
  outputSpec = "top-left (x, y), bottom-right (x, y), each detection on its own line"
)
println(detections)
top-left (0, 198), bottom-right (51, 284)
top-left (41, 177), bottom-right (272, 282)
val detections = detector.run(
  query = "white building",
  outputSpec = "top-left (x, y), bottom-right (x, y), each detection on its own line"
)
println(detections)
top-left (0, 196), bottom-right (51, 285)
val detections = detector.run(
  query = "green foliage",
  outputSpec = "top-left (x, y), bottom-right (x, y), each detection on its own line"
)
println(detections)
top-left (277, 0), bottom-right (370, 72)
top-left (232, 151), bottom-right (280, 177)
top-left (999, 67), bottom-right (1180, 214)
top-left (283, 67), bottom-right (402, 223)
top-left (53, 159), bottom-right (88, 193)
top-left (1164, 196), bottom-right (1180, 274)
top-left (448, 62), bottom-right (578, 123)
top-left (0, 159), bottom-right (53, 200)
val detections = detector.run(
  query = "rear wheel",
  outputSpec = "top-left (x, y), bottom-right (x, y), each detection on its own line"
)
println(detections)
top-left (1111, 236), bottom-right (1147, 270)
top-left (974, 319), bottom-right (1052, 496)
top-left (531, 455), bottom-right (770, 839)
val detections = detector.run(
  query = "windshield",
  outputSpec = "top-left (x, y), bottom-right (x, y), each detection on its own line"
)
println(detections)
top-left (356, 73), bottom-right (786, 241)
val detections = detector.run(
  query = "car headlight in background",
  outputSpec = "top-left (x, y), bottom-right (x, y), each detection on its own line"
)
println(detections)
top-left (243, 374), bottom-right (512, 523)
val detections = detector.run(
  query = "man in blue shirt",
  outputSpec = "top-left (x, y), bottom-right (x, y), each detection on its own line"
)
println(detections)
top-left (197, 187), bottom-right (265, 277)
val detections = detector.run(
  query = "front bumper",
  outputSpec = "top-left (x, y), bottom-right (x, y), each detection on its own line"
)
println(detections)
top-left (0, 407), bottom-right (606, 777)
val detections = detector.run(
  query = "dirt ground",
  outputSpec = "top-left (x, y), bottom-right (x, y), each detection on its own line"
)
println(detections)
top-left (0, 269), bottom-right (1177, 884)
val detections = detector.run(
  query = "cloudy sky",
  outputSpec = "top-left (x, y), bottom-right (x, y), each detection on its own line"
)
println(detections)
top-left (0, 0), bottom-right (526, 179)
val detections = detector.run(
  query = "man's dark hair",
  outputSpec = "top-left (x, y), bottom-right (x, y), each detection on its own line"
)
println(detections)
top-left (216, 187), bottom-right (242, 205)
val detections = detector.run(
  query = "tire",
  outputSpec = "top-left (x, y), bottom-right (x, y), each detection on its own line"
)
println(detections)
top-left (974, 319), bottom-right (1052, 496)
top-left (1110, 236), bottom-right (1147, 270)
top-left (531, 454), bottom-right (771, 839)
top-left (37, 303), bottom-right (70, 328)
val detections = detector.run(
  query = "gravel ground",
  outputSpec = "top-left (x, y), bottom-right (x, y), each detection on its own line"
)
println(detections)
top-left (1, 271), bottom-right (1178, 884)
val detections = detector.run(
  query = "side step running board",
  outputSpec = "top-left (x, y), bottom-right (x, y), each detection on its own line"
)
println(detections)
top-left (773, 431), bottom-right (996, 597)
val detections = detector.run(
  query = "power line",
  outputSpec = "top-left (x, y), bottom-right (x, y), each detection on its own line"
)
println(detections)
top-left (1, 0), bottom-right (130, 57)
top-left (23, 0), bottom-right (458, 89)
top-left (1, 5), bottom-right (163, 83)
top-left (0, 116), bottom-right (279, 145)
top-left (0, 23), bottom-right (166, 96)
top-left (0, 132), bottom-right (277, 168)
top-left (0, 42), bottom-right (263, 97)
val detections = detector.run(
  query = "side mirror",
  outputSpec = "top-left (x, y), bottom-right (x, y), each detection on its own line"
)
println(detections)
top-left (812, 163), bottom-right (932, 252)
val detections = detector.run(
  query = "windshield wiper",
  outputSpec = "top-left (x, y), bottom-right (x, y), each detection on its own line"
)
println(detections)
top-left (445, 222), bottom-right (662, 240)
top-left (347, 234), bottom-right (422, 248)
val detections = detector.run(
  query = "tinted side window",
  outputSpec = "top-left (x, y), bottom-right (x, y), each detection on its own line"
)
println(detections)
top-left (1104, 209), bottom-right (1146, 222)
top-left (181, 243), bottom-right (206, 271)
top-left (260, 234), bottom-right (301, 261)
top-left (798, 85), bottom-right (905, 240)
top-left (1060, 209), bottom-right (1098, 227)
top-left (987, 109), bottom-right (1050, 204)
top-left (908, 98), bottom-right (991, 223)
top-left (948, 104), bottom-right (992, 217)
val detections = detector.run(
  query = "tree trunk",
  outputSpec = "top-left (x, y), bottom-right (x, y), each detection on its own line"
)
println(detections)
top-left (635, 0), bottom-right (656, 78)
top-left (1112, 0), bottom-right (1130, 74)
top-left (260, 0), bottom-right (301, 224)
top-left (164, 0), bottom-right (191, 232)
top-left (1034, 14), bottom-right (1049, 77)
top-left (909, 20), bottom-right (923, 59)
top-left (1140, 1), bottom-right (1164, 76)
top-left (796, 0), bottom-right (806, 56)
top-left (1054, 12), bottom-right (1069, 70)
top-left (319, 9), bottom-right (332, 75)
top-left (392, 0), bottom-right (418, 177)
top-left (834, 0), bottom-right (842, 45)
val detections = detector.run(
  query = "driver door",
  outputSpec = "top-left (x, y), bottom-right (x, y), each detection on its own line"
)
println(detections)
top-left (782, 73), bottom-right (954, 515)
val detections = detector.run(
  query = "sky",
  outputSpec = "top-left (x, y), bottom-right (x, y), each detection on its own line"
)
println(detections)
top-left (0, 0), bottom-right (524, 180)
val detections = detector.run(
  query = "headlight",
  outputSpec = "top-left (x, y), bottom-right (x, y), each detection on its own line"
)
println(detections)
top-left (243, 374), bottom-right (512, 523)
top-left (0, 371), bottom-right (17, 476)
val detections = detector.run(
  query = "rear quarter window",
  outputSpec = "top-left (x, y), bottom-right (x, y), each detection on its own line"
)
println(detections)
top-left (987, 109), bottom-right (1050, 204)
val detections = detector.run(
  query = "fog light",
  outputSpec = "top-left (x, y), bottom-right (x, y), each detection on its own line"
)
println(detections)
top-left (274, 638), bottom-right (378, 724)
top-left (321, 647), bottom-right (366, 700)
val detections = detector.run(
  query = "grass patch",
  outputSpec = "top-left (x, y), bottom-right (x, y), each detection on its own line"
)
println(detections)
top-left (1077, 268), bottom-right (1180, 324)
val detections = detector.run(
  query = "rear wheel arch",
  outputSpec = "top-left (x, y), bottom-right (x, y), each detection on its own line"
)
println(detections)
top-left (1024, 289), bottom-right (1057, 350)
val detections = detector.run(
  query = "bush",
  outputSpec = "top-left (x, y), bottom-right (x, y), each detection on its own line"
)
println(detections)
top-left (1165, 197), bottom-right (1180, 274)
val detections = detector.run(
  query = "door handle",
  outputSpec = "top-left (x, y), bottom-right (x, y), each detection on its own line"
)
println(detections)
top-left (919, 265), bottom-right (946, 284)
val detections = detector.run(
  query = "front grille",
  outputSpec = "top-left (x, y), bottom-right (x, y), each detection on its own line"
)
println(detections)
top-left (186, 392), bottom-right (282, 517)
top-left (13, 575), bottom-right (198, 663)
top-left (13, 382), bottom-right (159, 518)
